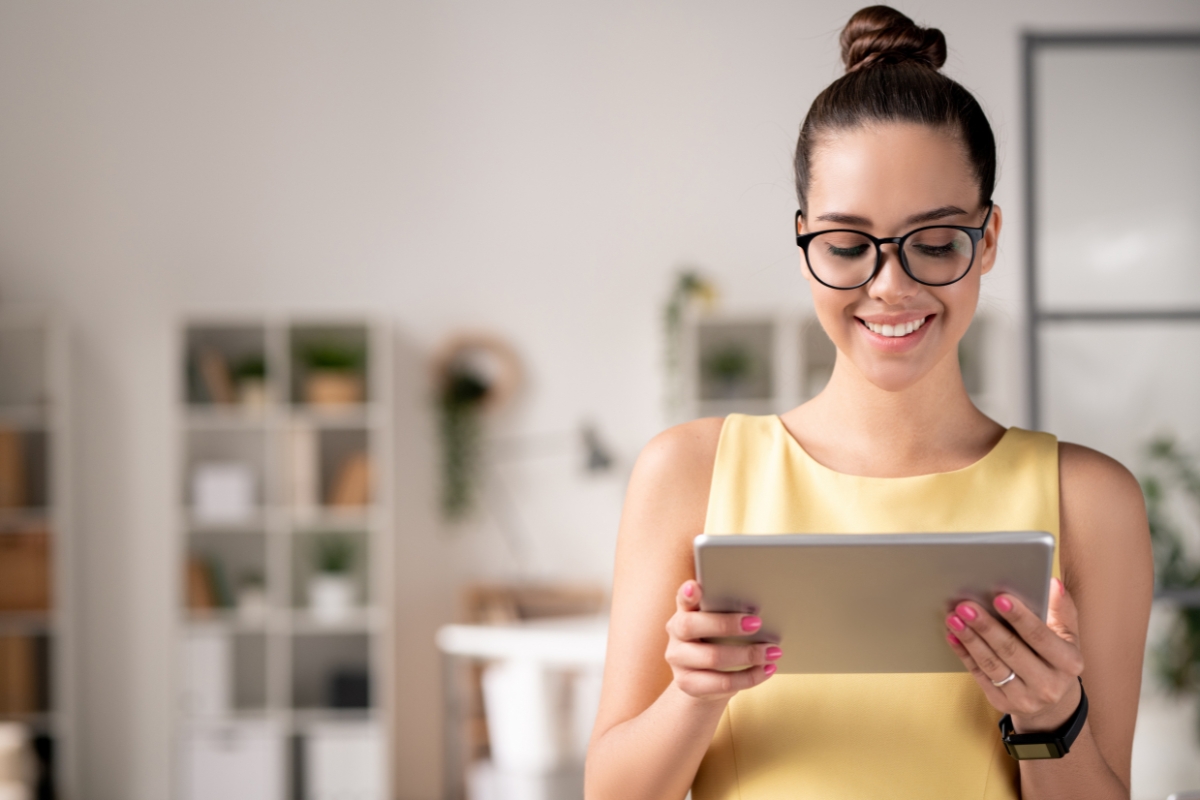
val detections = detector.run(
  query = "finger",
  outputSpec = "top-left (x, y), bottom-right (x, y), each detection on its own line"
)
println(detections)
top-left (952, 602), bottom-right (1054, 687)
top-left (1046, 578), bottom-right (1083, 652)
top-left (992, 591), bottom-right (1083, 677)
top-left (667, 640), bottom-right (782, 672)
top-left (675, 663), bottom-right (777, 699)
top-left (946, 610), bottom-right (1025, 687)
top-left (946, 632), bottom-right (1017, 708)
top-left (676, 579), bottom-right (702, 613)
top-left (668, 608), bottom-right (763, 643)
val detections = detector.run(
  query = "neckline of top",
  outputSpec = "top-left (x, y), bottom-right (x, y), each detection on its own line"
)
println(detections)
top-left (770, 415), bottom-right (1016, 480)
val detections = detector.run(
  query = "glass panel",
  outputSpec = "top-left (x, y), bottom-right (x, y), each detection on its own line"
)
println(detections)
top-left (1036, 47), bottom-right (1200, 310)
top-left (1041, 323), bottom-right (1200, 467)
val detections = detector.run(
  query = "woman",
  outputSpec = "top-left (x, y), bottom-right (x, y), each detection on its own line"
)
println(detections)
top-left (584, 6), bottom-right (1152, 800)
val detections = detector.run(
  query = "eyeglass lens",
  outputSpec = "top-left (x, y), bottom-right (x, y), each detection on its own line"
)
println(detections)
top-left (807, 228), bottom-right (974, 288)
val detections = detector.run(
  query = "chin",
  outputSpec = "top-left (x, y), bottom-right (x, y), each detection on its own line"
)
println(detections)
top-left (854, 359), bottom-right (936, 393)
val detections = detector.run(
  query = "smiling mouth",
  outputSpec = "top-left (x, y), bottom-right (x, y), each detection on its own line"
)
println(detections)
top-left (858, 315), bottom-right (932, 338)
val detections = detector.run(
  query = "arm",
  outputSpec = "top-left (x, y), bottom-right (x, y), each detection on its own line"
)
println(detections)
top-left (945, 443), bottom-right (1152, 799)
top-left (584, 419), bottom-right (779, 800)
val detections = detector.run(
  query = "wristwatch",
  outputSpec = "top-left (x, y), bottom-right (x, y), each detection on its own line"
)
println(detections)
top-left (999, 678), bottom-right (1088, 760)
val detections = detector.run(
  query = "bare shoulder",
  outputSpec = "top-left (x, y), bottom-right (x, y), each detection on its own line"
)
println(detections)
top-left (632, 416), bottom-right (725, 487)
top-left (1058, 441), bottom-right (1146, 521)
top-left (1057, 441), bottom-right (1150, 579)
top-left (623, 417), bottom-right (725, 534)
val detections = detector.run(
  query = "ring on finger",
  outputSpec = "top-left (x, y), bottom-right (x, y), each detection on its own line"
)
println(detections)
top-left (991, 670), bottom-right (1017, 687)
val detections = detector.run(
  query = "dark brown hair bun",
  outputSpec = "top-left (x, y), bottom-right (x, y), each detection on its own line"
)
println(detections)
top-left (840, 5), bottom-right (947, 73)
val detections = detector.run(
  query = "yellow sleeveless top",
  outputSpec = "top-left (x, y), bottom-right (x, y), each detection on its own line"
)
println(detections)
top-left (693, 414), bottom-right (1060, 800)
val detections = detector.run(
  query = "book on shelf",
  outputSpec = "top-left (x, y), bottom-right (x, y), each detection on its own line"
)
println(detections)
top-left (0, 529), bottom-right (51, 612)
top-left (327, 452), bottom-right (371, 507)
top-left (196, 347), bottom-right (235, 406)
top-left (185, 556), bottom-right (234, 614)
top-left (0, 634), bottom-right (39, 715)
top-left (0, 428), bottom-right (26, 510)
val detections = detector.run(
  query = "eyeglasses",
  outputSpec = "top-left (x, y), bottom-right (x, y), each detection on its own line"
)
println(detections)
top-left (795, 203), bottom-right (994, 290)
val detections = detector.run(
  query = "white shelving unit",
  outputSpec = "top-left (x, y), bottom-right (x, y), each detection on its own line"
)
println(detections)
top-left (0, 310), bottom-right (73, 799)
top-left (173, 316), bottom-right (393, 800)
top-left (683, 309), bottom-right (994, 419)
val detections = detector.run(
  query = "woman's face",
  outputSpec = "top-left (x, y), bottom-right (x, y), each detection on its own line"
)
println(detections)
top-left (799, 123), bottom-right (1001, 394)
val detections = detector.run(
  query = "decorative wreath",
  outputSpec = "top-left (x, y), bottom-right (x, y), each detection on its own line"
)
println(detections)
top-left (431, 332), bottom-right (522, 520)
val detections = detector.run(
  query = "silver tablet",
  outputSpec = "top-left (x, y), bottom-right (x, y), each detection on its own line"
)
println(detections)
top-left (694, 531), bottom-right (1055, 674)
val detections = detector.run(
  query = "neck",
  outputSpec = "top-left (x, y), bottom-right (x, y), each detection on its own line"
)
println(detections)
top-left (784, 351), bottom-right (1004, 478)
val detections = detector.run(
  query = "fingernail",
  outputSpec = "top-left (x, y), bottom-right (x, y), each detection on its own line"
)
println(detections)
top-left (683, 582), bottom-right (694, 599)
top-left (763, 663), bottom-right (777, 676)
top-left (1054, 577), bottom-right (1065, 597)
top-left (765, 646), bottom-right (783, 661)
top-left (994, 596), bottom-right (1013, 613)
top-left (957, 605), bottom-right (978, 622)
top-left (946, 632), bottom-right (961, 646)
top-left (741, 616), bottom-right (762, 632)
top-left (947, 614), bottom-right (966, 632)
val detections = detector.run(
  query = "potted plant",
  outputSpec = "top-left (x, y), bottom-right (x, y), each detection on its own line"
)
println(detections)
top-left (704, 343), bottom-right (754, 398)
top-left (235, 569), bottom-right (269, 625)
top-left (308, 534), bottom-right (357, 623)
top-left (298, 342), bottom-right (366, 407)
top-left (232, 354), bottom-right (269, 408)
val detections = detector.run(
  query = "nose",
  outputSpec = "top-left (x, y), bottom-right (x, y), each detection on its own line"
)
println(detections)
top-left (867, 243), bottom-right (919, 304)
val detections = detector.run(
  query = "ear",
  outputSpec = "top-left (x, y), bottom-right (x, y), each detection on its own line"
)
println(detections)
top-left (796, 212), bottom-right (813, 282)
top-left (978, 204), bottom-right (1003, 277)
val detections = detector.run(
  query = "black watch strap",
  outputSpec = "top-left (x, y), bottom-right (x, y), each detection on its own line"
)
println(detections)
top-left (999, 678), bottom-right (1088, 760)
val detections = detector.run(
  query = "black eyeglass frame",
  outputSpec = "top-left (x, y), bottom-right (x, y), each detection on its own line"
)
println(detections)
top-left (794, 202), bottom-right (995, 290)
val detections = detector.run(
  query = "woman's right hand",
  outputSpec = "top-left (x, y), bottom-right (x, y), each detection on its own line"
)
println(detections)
top-left (664, 579), bottom-right (781, 701)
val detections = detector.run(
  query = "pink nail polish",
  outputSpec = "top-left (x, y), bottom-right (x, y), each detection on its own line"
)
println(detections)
top-left (763, 663), bottom-right (777, 676)
top-left (994, 596), bottom-right (1013, 613)
top-left (683, 583), bottom-right (694, 599)
top-left (741, 616), bottom-right (762, 632)
top-left (946, 633), bottom-right (961, 646)
top-left (765, 646), bottom-right (783, 661)
top-left (1055, 578), bottom-right (1066, 597)
top-left (958, 605), bottom-right (978, 622)
top-left (947, 614), bottom-right (966, 632)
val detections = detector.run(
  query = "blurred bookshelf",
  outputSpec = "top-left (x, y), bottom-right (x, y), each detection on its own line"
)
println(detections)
top-left (682, 310), bottom-right (994, 419)
top-left (174, 316), bottom-right (393, 800)
top-left (0, 310), bottom-right (73, 799)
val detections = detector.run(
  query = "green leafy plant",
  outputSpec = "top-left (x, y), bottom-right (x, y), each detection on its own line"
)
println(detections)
top-left (704, 344), bottom-right (754, 390)
top-left (299, 342), bottom-right (365, 373)
top-left (232, 354), bottom-right (267, 381)
top-left (663, 271), bottom-right (717, 422)
top-left (1141, 435), bottom-right (1200, 734)
top-left (314, 534), bottom-right (355, 575)
top-left (439, 366), bottom-right (490, 519)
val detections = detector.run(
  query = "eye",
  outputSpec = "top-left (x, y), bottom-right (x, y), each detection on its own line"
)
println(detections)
top-left (825, 243), bottom-right (870, 259)
top-left (912, 242), bottom-right (959, 258)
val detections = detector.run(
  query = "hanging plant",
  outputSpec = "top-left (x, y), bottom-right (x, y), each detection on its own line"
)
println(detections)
top-left (1140, 434), bottom-right (1200, 738)
top-left (663, 270), bottom-right (718, 423)
top-left (432, 333), bottom-right (521, 521)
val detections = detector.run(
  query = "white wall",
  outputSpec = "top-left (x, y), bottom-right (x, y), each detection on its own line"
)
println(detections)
top-left (0, 2), bottom-right (1198, 798)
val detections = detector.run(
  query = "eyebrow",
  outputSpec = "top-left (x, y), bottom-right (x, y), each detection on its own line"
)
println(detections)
top-left (813, 205), bottom-right (970, 227)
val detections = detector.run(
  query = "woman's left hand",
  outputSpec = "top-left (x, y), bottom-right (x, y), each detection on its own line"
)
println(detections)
top-left (946, 577), bottom-right (1085, 732)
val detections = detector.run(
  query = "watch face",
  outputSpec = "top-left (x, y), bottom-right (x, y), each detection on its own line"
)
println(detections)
top-left (1010, 742), bottom-right (1059, 760)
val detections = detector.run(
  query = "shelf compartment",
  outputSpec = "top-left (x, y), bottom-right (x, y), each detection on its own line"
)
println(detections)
top-left (695, 320), bottom-right (775, 403)
top-left (184, 530), bottom-right (270, 617)
top-left (185, 429), bottom-right (269, 522)
top-left (185, 324), bottom-right (272, 409)
top-left (289, 324), bottom-right (371, 408)
top-left (291, 633), bottom-right (371, 711)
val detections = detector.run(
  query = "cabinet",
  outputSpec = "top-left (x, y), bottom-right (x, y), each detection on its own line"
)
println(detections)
top-left (0, 311), bottom-right (72, 799)
top-left (174, 317), bottom-right (393, 800)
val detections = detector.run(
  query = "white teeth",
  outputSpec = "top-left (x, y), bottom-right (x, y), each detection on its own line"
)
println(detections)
top-left (864, 317), bottom-right (926, 337)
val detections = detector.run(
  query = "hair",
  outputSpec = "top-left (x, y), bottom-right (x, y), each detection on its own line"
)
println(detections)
top-left (794, 5), bottom-right (996, 212)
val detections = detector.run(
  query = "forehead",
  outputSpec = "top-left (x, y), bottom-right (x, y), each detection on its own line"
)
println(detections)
top-left (806, 123), bottom-right (978, 220)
